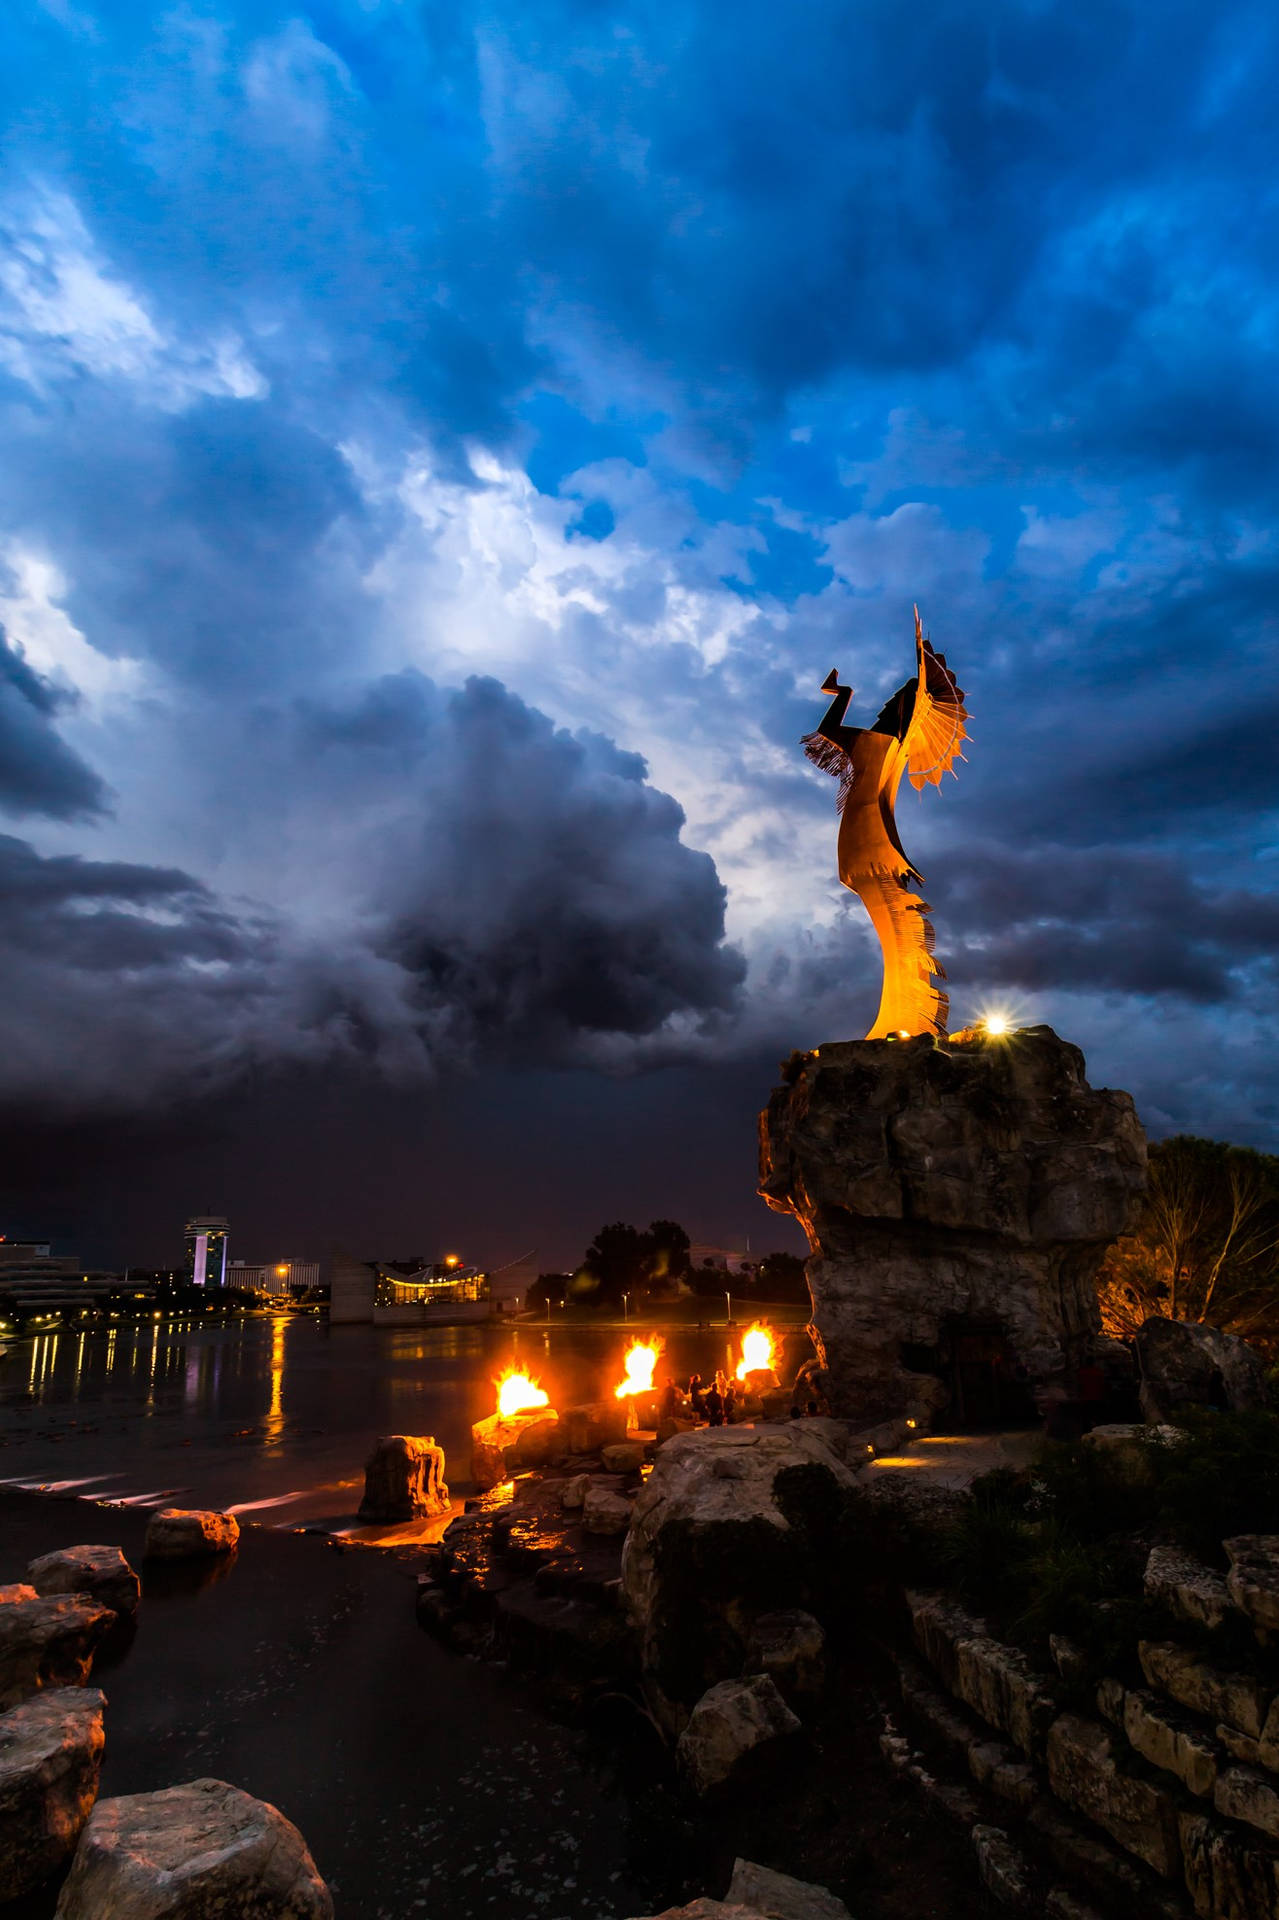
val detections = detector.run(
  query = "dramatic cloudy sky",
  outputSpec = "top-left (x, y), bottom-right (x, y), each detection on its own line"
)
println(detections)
top-left (3, 0), bottom-right (1277, 1266)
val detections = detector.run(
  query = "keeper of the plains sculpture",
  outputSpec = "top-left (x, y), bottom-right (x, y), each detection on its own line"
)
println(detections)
top-left (802, 607), bottom-right (968, 1039)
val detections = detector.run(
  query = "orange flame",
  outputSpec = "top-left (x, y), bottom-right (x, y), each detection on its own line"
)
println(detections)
top-left (735, 1323), bottom-right (775, 1382)
top-left (497, 1370), bottom-right (550, 1419)
top-left (614, 1339), bottom-right (660, 1400)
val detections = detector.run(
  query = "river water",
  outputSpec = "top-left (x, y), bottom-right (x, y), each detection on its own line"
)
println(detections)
top-left (0, 1314), bottom-right (802, 1528)
top-left (0, 1314), bottom-right (803, 1920)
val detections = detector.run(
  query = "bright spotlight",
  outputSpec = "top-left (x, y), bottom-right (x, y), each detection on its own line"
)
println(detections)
top-left (983, 1013), bottom-right (1011, 1037)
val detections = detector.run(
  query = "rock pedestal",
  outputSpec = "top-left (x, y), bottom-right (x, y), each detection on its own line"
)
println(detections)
top-left (357, 1435), bottom-right (449, 1522)
top-left (758, 1026), bottom-right (1146, 1425)
top-left (0, 1688), bottom-right (106, 1899)
top-left (54, 1777), bottom-right (333, 1919)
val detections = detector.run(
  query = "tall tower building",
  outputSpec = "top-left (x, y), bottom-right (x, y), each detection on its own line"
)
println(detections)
top-left (185, 1216), bottom-right (229, 1288)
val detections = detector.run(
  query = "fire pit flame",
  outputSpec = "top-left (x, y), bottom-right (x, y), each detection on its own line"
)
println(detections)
top-left (614, 1340), bottom-right (660, 1401)
top-left (735, 1323), bottom-right (775, 1382)
top-left (496, 1370), bottom-right (550, 1419)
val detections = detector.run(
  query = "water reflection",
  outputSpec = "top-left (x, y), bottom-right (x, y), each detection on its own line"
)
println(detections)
top-left (0, 1315), bottom-right (806, 1523)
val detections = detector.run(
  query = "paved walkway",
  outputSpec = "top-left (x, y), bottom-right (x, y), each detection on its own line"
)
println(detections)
top-left (859, 1428), bottom-right (1040, 1490)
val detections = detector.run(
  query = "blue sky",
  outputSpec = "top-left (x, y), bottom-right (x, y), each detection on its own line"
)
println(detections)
top-left (2, 0), bottom-right (1278, 1259)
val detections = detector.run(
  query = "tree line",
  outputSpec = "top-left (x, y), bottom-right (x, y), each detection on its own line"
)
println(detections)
top-left (528, 1219), bottom-right (808, 1312)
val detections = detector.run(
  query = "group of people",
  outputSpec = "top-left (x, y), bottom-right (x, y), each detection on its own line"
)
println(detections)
top-left (657, 1370), bottom-right (827, 1428)
top-left (657, 1370), bottom-right (740, 1426)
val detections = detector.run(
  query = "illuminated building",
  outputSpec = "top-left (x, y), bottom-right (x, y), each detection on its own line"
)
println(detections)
top-left (185, 1216), bottom-right (229, 1289)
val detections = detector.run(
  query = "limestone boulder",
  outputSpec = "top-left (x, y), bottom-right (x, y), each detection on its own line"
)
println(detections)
top-left (1179, 1808), bottom-right (1279, 1920)
top-left (0, 1592), bottom-right (115, 1710)
top-left (0, 1687), bottom-right (105, 1899)
top-left (971, 1826), bottom-right (1035, 1913)
top-left (470, 1410), bottom-right (559, 1491)
top-left (1135, 1316), bottom-right (1270, 1424)
top-left (28, 1546), bottom-right (141, 1619)
top-left (0, 1584), bottom-right (37, 1603)
top-left (759, 1027), bottom-right (1146, 1423)
top-left (676, 1674), bottom-right (801, 1796)
top-left (54, 1776), bottom-right (333, 1919)
top-left (560, 1473), bottom-right (591, 1511)
top-left (357, 1434), bottom-right (449, 1521)
top-left (582, 1486), bottom-right (632, 1536)
top-left (602, 1442), bottom-right (646, 1474)
top-left (144, 1509), bottom-right (239, 1560)
top-left (744, 1610), bottom-right (825, 1702)
top-left (726, 1858), bottom-right (853, 1920)
top-left (1121, 1687), bottom-right (1219, 1797)
top-left (1143, 1546), bottom-right (1232, 1633)
top-left (1214, 1765), bottom-right (1279, 1843)
top-left (1138, 1640), bottom-right (1272, 1741)
top-left (621, 1423), bottom-right (861, 1721)
top-left (1046, 1713), bottom-right (1182, 1877)
top-left (907, 1592), bottom-right (1059, 1759)
top-left (1224, 1536), bottom-right (1279, 1639)
top-left (725, 1858), bottom-right (844, 1920)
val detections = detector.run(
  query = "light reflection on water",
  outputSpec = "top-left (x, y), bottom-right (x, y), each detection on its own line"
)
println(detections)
top-left (0, 1316), bottom-right (804, 1525)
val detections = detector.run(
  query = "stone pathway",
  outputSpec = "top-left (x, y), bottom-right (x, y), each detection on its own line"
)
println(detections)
top-left (859, 1428), bottom-right (1040, 1490)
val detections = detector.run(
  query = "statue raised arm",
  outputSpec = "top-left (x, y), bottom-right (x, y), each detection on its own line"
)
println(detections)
top-left (801, 607), bottom-right (969, 1040)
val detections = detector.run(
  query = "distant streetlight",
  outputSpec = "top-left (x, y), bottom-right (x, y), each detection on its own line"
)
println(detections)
top-left (725, 1288), bottom-right (732, 1326)
top-left (622, 1293), bottom-right (629, 1321)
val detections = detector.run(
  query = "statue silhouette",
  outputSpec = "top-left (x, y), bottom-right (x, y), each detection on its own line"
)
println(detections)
top-left (802, 608), bottom-right (969, 1039)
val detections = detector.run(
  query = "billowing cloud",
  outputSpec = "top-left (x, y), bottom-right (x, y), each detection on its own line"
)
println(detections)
top-left (0, 674), bottom-right (744, 1115)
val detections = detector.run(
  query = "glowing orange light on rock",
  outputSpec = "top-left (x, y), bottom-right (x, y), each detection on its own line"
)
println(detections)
top-left (735, 1323), bottom-right (776, 1381)
top-left (614, 1340), bottom-right (660, 1400)
top-left (497, 1370), bottom-right (550, 1419)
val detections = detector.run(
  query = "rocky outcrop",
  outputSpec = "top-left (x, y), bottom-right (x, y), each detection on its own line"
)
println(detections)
top-left (1138, 1641), bottom-right (1272, 1741)
top-left (27, 1546), bottom-right (141, 1619)
top-left (0, 1592), bottom-right (115, 1709)
top-left (621, 1423), bottom-right (863, 1724)
top-left (1045, 1714), bottom-right (1182, 1878)
top-left (759, 1027), bottom-right (1145, 1423)
top-left (143, 1510), bottom-right (239, 1560)
top-left (907, 1592), bottom-right (1060, 1759)
top-left (0, 1687), bottom-right (106, 1900)
top-left (54, 1777), bottom-right (333, 1918)
top-left (357, 1435), bottom-right (449, 1521)
top-left (1135, 1317), bottom-right (1270, 1424)
top-left (676, 1674), bottom-right (801, 1796)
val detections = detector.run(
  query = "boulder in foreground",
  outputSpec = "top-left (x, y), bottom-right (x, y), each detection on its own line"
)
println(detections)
top-left (357, 1435), bottom-right (449, 1522)
top-left (0, 1593), bottom-right (115, 1710)
top-left (0, 1687), bottom-right (106, 1900)
top-left (676, 1674), bottom-right (801, 1797)
top-left (54, 1776), bottom-right (333, 1919)
top-left (726, 1858), bottom-right (854, 1920)
top-left (144, 1510), bottom-right (240, 1561)
top-left (28, 1546), bottom-right (141, 1619)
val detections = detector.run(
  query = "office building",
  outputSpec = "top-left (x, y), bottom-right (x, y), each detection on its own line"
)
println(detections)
top-left (185, 1216), bottom-right (229, 1289)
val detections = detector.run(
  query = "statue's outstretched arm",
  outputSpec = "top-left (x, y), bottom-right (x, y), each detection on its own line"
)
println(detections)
top-left (814, 673), bottom-right (859, 752)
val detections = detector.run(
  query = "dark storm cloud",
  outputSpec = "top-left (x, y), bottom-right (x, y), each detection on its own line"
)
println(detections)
top-left (0, 627), bottom-right (108, 819)
top-left (0, 673), bottom-right (744, 1114)
top-left (943, 843), bottom-right (1279, 1005)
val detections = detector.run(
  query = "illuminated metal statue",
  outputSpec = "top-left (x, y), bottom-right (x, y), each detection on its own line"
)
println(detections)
top-left (803, 608), bottom-right (969, 1040)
